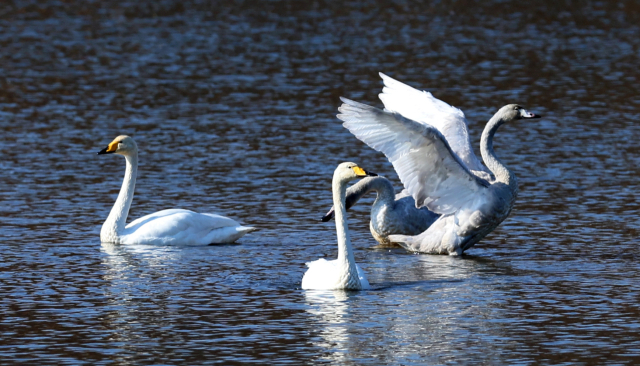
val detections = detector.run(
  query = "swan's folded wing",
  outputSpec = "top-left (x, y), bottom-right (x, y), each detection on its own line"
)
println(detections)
top-left (125, 209), bottom-right (241, 242)
top-left (378, 73), bottom-right (487, 173)
top-left (338, 98), bottom-right (489, 215)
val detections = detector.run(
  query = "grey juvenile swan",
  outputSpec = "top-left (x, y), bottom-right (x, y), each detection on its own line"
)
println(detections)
top-left (321, 176), bottom-right (439, 247)
top-left (336, 73), bottom-right (541, 255)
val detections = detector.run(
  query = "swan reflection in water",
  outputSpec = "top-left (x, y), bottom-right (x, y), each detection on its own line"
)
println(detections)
top-left (382, 254), bottom-right (518, 363)
top-left (304, 290), bottom-right (351, 363)
top-left (100, 243), bottom-right (188, 346)
top-left (303, 253), bottom-right (518, 363)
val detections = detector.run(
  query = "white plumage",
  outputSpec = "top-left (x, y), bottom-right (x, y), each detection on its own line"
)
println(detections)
top-left (301, 257), bottom-right (370, 291)
top-left (301, 162), bottom-right (375, 290)
top-left (98, 135), bottom-right (256, 246)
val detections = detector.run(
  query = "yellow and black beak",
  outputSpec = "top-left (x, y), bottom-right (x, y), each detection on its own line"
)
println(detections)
top-left (352, 166), bottom-right (377, 178)
top-left (97, 140), bottom-right (119, 155)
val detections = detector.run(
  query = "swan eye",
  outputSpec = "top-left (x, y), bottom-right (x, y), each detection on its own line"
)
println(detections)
top-left (513, 106), bottom-right (519, 110)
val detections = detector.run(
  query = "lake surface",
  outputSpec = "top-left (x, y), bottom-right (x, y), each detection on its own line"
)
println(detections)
top-left (1, 0), bottom-right (640, 364)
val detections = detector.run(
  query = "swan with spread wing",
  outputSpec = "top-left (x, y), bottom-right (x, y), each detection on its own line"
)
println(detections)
top-left (336, 73), bottom-right (541, 255)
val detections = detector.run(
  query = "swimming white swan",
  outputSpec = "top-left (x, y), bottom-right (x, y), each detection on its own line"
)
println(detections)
top-left (321, 176), bottom-right (439, 247)
top-left (97, 135), bottom-right (256, 245)
top-left (301, 162), bottom-right (376, 290)
top-left (336, 73), bottom-right (541, 255)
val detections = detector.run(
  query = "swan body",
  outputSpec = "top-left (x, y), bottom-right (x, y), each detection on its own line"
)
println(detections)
top-left (322, 176), bottom-right (439, 246)
top-left (301, 163), bottom-right (375, 290)
top-left (98, 135), bottom-right (256, 246)
top-left (336, 73), bottom-right (541, 255)
top-left (301, 257), bottom-right (370, 291)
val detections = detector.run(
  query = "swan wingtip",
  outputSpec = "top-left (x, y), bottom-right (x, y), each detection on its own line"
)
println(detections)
top-left (340, 96), bottom-right (357, 105)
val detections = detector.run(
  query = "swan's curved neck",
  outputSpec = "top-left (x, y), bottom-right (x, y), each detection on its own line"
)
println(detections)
top-left (365, 177), bottom-right (395, 207)
top-left (333, 175), bottom-right (361, 286)
top-left (101, 153), bottom-right (138, 242)
top-left (481, 114), bottom-right (517, 189)
top-left (350, 177), bottom-right (395, 209)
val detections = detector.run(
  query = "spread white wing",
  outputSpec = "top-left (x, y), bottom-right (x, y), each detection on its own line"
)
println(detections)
top-left (378, 73), bottom-right (488, 173)
top-left (338, 98), bottom-right (489, 215)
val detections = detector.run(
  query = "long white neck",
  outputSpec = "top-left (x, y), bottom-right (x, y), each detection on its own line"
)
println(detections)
top-left (480, 113), bottom-right (517, 190)
top-left (332, 174), bottom-right (361, 287)
top-left (100, 153), bottom-right (138, 243)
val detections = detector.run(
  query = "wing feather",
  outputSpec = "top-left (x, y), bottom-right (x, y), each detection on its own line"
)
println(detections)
top-left (378, 73), bottom-right (487, 173)
top-left (338, 98), bottom-right (489, 215)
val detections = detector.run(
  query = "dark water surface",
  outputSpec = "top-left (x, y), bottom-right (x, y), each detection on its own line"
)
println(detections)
top-left (2, 1), bottom-right (640, 364)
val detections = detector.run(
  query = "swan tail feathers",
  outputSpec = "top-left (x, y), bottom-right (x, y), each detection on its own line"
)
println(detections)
top-left (390, 230), bottom-right (461, 255)
top-left (388, 234), bottom-right (416, 251)
top-left (237, 226), bottom-right (258, 234)
top-left (233, 225), bottom-right (257, 238)
top-left (207, 225), bottom-right (256, 244)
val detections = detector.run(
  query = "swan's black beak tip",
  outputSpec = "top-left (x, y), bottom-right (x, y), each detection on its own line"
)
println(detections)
top-left (97, 147), bottom-right (114, 155)
top-left (366, 171), bottom-right (378, 177)
top-left (531, 114), bottom-right (542, 119)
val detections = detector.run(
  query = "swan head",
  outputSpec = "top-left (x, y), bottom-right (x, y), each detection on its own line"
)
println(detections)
top-left (334, 162), bottom-right (377, 183)
top-left (498, 104), bottom-right (541, 121)
top-left (97, 135), bottom-right (138, 156)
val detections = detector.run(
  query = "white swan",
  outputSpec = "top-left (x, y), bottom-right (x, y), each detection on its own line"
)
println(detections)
top-left (97, 135), bottom-right (256, 245)
top-left (301, 162), bottom-right (376, 290)
top-left (321, 176), bottom-right (439, 247)
top-left (336, 73), bottom-right (541, 255)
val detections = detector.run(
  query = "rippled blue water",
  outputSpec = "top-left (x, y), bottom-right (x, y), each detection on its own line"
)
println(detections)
top-left (1, 1), bottom-right (640, 364)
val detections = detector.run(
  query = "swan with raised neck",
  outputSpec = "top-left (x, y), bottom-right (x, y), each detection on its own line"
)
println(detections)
top-left (97, 135), bottom-right (256, 245)
top-left (301, 162), bottom-right (376, 290)
top-left (98, 135), bottom-right (138, 243)
top-left (481, 104), bottom-right (541, 190)
top-left (336, 78), bottom-right (542, 255)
